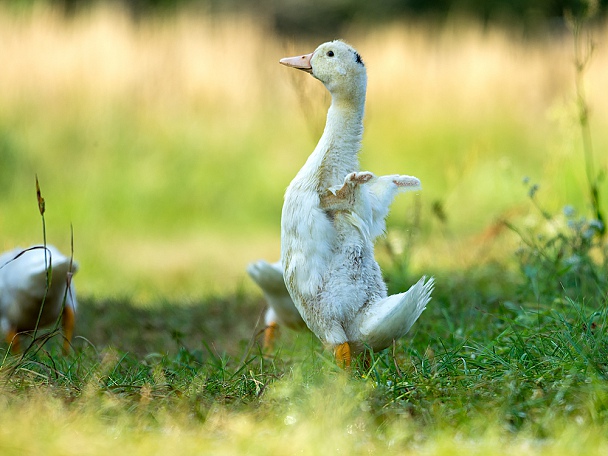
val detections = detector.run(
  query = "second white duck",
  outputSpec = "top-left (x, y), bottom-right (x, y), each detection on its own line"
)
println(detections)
top-left (0, 245), bottom-right (78, 353)
top-left (279, 40), bottom-right (434, 366)
top-left (247, 259), bottom-right (305, 350)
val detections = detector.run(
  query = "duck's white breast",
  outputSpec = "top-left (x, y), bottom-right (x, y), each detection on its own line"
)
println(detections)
top-left (281, 178), bottom-right (336, 300)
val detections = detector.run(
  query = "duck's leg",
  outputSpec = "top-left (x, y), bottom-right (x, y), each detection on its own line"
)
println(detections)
top-left (6, 327), bottom-right (19, 353)
top-left (334, 342), bottom-right (352, 368)
top-left (263, 322), bottom-right (279, 352)
top-left (62, 304), bottom-right (75, 354)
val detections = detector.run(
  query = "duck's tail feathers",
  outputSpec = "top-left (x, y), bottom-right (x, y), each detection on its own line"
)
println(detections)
top-left (247, 260), bottom-right (287, 294)
top-left (247, 259), bottom-right (305, 330)
top-left (359, 276), bottom-right (434, 350)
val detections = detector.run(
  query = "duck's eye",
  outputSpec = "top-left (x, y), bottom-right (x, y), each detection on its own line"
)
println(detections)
top-left (326, 50), bottom-right (334, 57)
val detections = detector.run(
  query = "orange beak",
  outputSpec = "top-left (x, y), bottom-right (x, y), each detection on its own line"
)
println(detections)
top-left (279, 52), bottom-right (313, 74)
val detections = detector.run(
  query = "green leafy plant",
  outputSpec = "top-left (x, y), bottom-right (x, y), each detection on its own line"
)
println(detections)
top-left (511, 187), bottom-right (606, 303)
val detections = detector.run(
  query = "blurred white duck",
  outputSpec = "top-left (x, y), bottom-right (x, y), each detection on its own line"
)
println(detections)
top-left (280, 40), bottom-right (434, 367)
top-left (247, 259), bottom-right (305, 350)
top-left (0, 245), bottom-right (78, 352)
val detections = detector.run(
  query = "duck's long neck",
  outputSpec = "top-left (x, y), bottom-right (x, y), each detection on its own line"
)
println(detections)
top-left (302, 93), bottom-right (365, 192)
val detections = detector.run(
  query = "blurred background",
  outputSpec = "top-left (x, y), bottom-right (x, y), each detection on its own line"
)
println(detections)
top-left (0, 0), bottom-right (606, 302)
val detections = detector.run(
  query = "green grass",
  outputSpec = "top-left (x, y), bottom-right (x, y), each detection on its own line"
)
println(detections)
top-left (1, 6), bottom-right (608, 455)
top-left (1, 249), bottom-right (607, 454)
top-left (3, 196), bottom-right (608, 453)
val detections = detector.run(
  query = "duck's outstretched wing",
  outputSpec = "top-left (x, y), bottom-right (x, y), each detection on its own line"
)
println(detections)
top-left (323, 172), bottom-right (422, 241)
top-left (367, 174), bottom-right (421, 240)
top-left (247, 260), bottom-right (305, 330)
top-left (358, 276), bottom-right (434, 351)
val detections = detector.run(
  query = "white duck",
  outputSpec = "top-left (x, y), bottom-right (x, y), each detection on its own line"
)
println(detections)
top-left (279, 40), bottom-right (434, 366)
top-left (0, 245), bottom-right (78, 352)
top-left (247, 259), bottom-right (305, 350)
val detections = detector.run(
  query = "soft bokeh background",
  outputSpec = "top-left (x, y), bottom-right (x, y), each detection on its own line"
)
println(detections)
top-left (0, 1), bottom-right (606, 301)
top-left (0, 4), bottom-right (607, 454)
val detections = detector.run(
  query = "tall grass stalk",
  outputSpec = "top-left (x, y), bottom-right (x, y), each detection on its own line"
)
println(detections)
top-left (567, 3), bottom-right (606, 237)
top-left (29, 175), bottom-right (51, 351)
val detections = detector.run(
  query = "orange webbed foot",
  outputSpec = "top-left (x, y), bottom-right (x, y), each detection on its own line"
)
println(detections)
top-left (62, 305), bottom-right (76, 354)
top-left (6, 327), bottom-right (19, 353)
top-left (334, 342), bottom-right (351, 369)
top-left (263, 322), bottom-right (279, 352)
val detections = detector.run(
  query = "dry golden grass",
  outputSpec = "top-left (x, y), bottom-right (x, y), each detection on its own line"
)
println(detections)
top-left (4, 7), bottom-right (607, 117)
top-left (2, 369), bottom-right (608, 456)
top-left (0, 10), bottom-right (597, 140)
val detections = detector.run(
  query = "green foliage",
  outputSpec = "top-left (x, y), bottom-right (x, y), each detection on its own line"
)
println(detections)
top-left (510, 186), bottom-right (607, 304)
top-left (1, 263), bottom-right (607, 453)
top-left (4, 177), bottom-right (607, 450)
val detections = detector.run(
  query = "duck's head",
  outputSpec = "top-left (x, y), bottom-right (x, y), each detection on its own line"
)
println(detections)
top-left (280, 40), bottom-right (367, 102)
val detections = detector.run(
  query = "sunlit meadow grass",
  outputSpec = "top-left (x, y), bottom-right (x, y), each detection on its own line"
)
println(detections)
top-left (0, 5), bottom-right (607, 455)
top-left (1, 5), bottom-right (606, 297)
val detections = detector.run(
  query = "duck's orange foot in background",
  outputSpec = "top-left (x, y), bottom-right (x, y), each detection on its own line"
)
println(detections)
top-left (334, 342), bottom-right (351, 369)
top-left (62, 305), bottom-right (76, 354)
top-left (6, 327), bottom-right (19, 353)
top-left (263, 322), bottom-right (279, 352)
